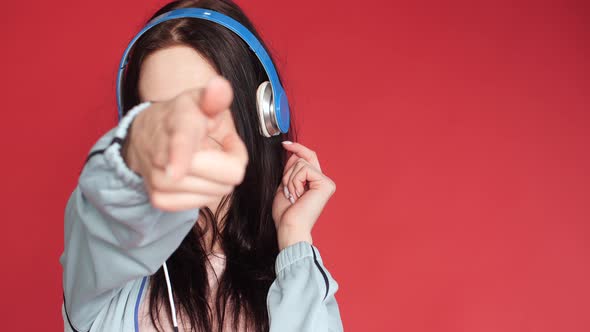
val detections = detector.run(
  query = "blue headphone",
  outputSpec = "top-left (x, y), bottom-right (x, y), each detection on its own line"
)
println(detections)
top-left (116, 8), bottom-right (290, 137)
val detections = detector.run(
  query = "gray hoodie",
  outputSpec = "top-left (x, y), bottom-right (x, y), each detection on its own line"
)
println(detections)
top-left (59, 102), bottom-right (343, 332)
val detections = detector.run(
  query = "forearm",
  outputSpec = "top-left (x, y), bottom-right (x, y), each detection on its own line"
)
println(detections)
top-left (267, 241), bottom-right (343, 332)
top-left (60, 102), bottom-right (199, 331)
top-left (277, 225), bottom-right (313, 250)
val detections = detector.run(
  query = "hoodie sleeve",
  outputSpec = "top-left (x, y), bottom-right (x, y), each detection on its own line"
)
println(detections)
top-left (267, 241), bottom-right (344, 332)
top-left (59, 102), bottom-right (200, 332)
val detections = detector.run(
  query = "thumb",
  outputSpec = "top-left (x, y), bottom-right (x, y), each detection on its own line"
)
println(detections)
top-left (191, 76), bottom-right (234, 119)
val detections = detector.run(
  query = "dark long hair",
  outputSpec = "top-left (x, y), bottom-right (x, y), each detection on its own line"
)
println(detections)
top-left (120, 1), bottom-right (297, 331)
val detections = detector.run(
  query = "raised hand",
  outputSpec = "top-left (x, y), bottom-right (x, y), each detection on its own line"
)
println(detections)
top-left (123, 76), bottom-right (248, 211)
top-left (272, 141), bottom-right (336, 250)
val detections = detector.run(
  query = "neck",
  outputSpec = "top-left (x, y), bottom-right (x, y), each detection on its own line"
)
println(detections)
top-left (198, 195), bottom-right (230, 255)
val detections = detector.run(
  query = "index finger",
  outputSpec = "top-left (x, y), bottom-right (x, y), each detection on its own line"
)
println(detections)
top-left (167, 77), bottom-right (235, 180)
top-left (165, 103), bottom-right (208, 180)
top-left (281, 141), bottom-right (321, 171)
top-left (206, 95), bottom-right (249, 168)
top-left (186, 129), bottom-right (248, 184)
top-left (220, 127), bottom-right (249, 168)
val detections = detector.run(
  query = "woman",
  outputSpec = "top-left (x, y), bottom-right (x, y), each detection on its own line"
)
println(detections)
top-left (60, 0), bottom-right (342, 331)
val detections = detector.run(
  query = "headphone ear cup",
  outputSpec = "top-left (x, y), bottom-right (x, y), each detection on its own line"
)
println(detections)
top-left (256, 81), bottom-right (273, 137)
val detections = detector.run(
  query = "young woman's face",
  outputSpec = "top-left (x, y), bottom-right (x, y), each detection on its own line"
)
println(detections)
top-left (137, 45), bottom-right (233, 150)
top-left (138, 45), bottom-right (234, 215)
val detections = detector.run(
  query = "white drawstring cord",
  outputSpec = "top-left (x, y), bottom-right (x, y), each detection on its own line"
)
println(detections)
top-left (162, 262), bottom-right (179, 331)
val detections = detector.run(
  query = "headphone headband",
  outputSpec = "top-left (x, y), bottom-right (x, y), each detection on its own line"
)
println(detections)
top-left (116, 8), bottom-right (290, 134)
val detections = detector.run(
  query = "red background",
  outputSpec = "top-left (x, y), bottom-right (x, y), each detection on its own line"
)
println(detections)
top-left (1, 0), bottom-right (589, 331)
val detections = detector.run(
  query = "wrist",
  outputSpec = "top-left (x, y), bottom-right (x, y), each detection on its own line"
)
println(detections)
top-left (121, 132), bottom-right (141, 176)
top-left (277, 226), bottom-right (313, 251)
top-left (120, 104), bottom-right (149, 177)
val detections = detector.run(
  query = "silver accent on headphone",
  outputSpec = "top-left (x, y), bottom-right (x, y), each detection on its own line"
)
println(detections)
top-left (258, 81), bottom-right (280, 137)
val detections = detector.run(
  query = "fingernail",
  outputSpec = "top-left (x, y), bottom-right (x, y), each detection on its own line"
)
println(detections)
top-left (295, 190), bottom-right (301, 197)
top-left (283, 185), bottom-right (290, 199)
top-left (282, 141), bottom-right (293, 145)
top-left (289, 196), bottom-right (295, 204)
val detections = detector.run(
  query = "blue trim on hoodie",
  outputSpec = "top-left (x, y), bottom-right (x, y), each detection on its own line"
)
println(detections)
top-left (134, 277), bottom-right (148, 332)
